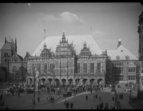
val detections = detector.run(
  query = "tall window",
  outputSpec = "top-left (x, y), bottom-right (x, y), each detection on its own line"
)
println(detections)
top-left (37, 63), bottom-right (41, 73)
top-left (50, 63), bottom-right (54, 73)
top-left (97, 63), bottom-right (101, 73)
top-left (44, 63), bottom-right (47, 73)
top-left (83, 63), bottom-right (87, 73)
top-left (128, 68), bottom-right (135, 73)
top-left (12, 66), bottom-right (17, 74)
top-left (90, 63), bottom-right (94, 73)
top-left (77, 63), bottom-right (80, 73)
top-left (4, 53), bottom-right (8, 57)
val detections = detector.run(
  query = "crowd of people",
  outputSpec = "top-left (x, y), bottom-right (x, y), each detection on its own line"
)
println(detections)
top-left (1, 82), bottom-right (122, 109)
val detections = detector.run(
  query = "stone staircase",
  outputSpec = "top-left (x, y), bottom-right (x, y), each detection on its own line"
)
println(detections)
top-left (130, 100), bottom-right (143, 109)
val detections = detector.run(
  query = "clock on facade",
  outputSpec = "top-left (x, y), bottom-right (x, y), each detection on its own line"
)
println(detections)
top-left (7, 37), bottom-right (12, 42)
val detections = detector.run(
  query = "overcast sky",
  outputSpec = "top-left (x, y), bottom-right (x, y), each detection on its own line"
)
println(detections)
top-left (0, 3), bottom-right (142, 57)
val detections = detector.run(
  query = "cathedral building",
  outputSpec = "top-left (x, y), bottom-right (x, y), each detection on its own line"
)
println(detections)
top-left (26, 32), bottom-right (107, 86)
top-left (0, 37), bottom-right (30, 82)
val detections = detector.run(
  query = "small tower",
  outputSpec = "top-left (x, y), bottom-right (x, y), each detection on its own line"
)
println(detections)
top-left (117, 39), bottom-right (122, 48)
top-left (43, 43), bottom-right (47, 49)
top-left (83, 41), bottom-right (87, 48)
top-left (62, 30), bottom-right (66, 42)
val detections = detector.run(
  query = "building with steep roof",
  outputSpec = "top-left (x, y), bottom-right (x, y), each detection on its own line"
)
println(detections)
top-left (0, 37), bottom-right (30, 82)
top-left (104, 39), bottom-right (139, 84)
top-left (26, 32), bottom-right (107, 86)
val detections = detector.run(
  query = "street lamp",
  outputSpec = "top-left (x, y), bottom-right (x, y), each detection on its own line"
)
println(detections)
top-left (32, 64), bottom-right (36, 108)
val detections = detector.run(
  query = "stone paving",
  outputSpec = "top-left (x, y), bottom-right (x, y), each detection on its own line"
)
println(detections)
top-left (0, 86), bottom-right (134, 109)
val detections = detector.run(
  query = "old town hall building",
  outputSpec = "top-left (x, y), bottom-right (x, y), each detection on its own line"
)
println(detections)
top-left (26, 32), bottom-right (107, 86)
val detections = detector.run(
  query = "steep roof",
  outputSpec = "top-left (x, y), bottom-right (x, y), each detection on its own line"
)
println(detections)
top-left (1, 43), bottom-right (12, 50)
top-left (103, 45), bottom-right (138, 60)
top-left (24, 52), bottom-right (31, 59)
top-left (32, 35), bottom-right (102, 56)
top-left (10, 53), bottom-right (23, 62)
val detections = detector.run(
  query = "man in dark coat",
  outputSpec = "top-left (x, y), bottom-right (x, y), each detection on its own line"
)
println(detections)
top-left (67, 101), bottom-right (69, 109)
top-left (86, 95), bottom-right (88, 101)
top-left (70, 102), bottom-right (73, 109)
top-left (37, 97), bottom-right (40, 102)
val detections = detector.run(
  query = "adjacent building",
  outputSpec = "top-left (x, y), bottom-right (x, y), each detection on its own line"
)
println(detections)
top-left (0, 37), bottom-right (30, 82)
top-left (105, 39), bottom-right (139, 84)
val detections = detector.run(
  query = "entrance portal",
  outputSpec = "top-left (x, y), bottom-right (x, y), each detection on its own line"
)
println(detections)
top-left (62, 79), bottom-right (66, 86)
top-left (83, 78), bottom-right (87, 86)
top-left (97, 78), bottom-right (103, 85)
top-left (68, 79), bottom-right (73, 86)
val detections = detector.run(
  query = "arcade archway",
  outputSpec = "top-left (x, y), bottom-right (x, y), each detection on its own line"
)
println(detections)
top-left (55, 78), bottom-right (60, 87)
top-left (68, 79), bottom-right (73, 86)
top-left (28, 78), bottom-right (32, 85)
top-left (83, 78), bottom-right (87, 86)
top-left (90, 79), bottom-right (95, 86)
top-left (97, 78), bottom-right (103, 85)
top-left (41, 78), bottom-right (46, 86)
top-left (48, 78), bottom-right (52, 85)
top-left (75, 78), bottom-right (80, 86)
top-left (62, 79), bottom-right (66, 86)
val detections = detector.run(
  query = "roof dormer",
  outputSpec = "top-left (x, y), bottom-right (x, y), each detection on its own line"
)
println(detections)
top-left (79, 41), bottom-right (91, 57)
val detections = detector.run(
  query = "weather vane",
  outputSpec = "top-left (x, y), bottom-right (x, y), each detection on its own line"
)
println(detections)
top-left (44, 28), bottom-right (46, 39)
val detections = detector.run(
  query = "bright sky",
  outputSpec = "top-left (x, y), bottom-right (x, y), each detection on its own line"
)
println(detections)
top-left (0, 3), bottom-right (142, 57)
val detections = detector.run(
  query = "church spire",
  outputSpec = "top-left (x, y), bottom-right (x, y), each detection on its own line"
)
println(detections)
top-left (62, 30), bottom-right (66, 41)
top-left (15, 38), bottom-right (17, 53)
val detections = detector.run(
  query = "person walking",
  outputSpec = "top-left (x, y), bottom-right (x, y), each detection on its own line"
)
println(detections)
top-left (112, 97), bottom-right (114, 101)
top-left (70, 102), bottom-right (73, 109)
top-left (96, 94), bottom-right (97, 98)
top-left (86, 95), bottom-right (88, 101)
top-left (67, 101), bottom-right (69, 109)
top-left (53, 97), bottom-right (55, 103)
top-left (100, 102), bottom-right (103, 109)
top-left (5, 106), bottom-right (9, 110)
top-left (37, 97), bottom-right (40, 102)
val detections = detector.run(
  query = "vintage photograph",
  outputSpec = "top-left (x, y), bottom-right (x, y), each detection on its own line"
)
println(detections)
top-left (0, 2), bottom-right (143, 110)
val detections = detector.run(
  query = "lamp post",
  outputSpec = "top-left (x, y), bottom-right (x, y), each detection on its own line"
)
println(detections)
top-left (32, 64), bottom-right (36, 108)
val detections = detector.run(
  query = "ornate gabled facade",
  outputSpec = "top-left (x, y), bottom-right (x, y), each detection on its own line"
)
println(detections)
top-left (26, 32), bottom-right (107, 87)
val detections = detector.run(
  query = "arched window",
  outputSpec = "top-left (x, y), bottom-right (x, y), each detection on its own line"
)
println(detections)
top-left (12, 66), bottom-right (17, 74)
